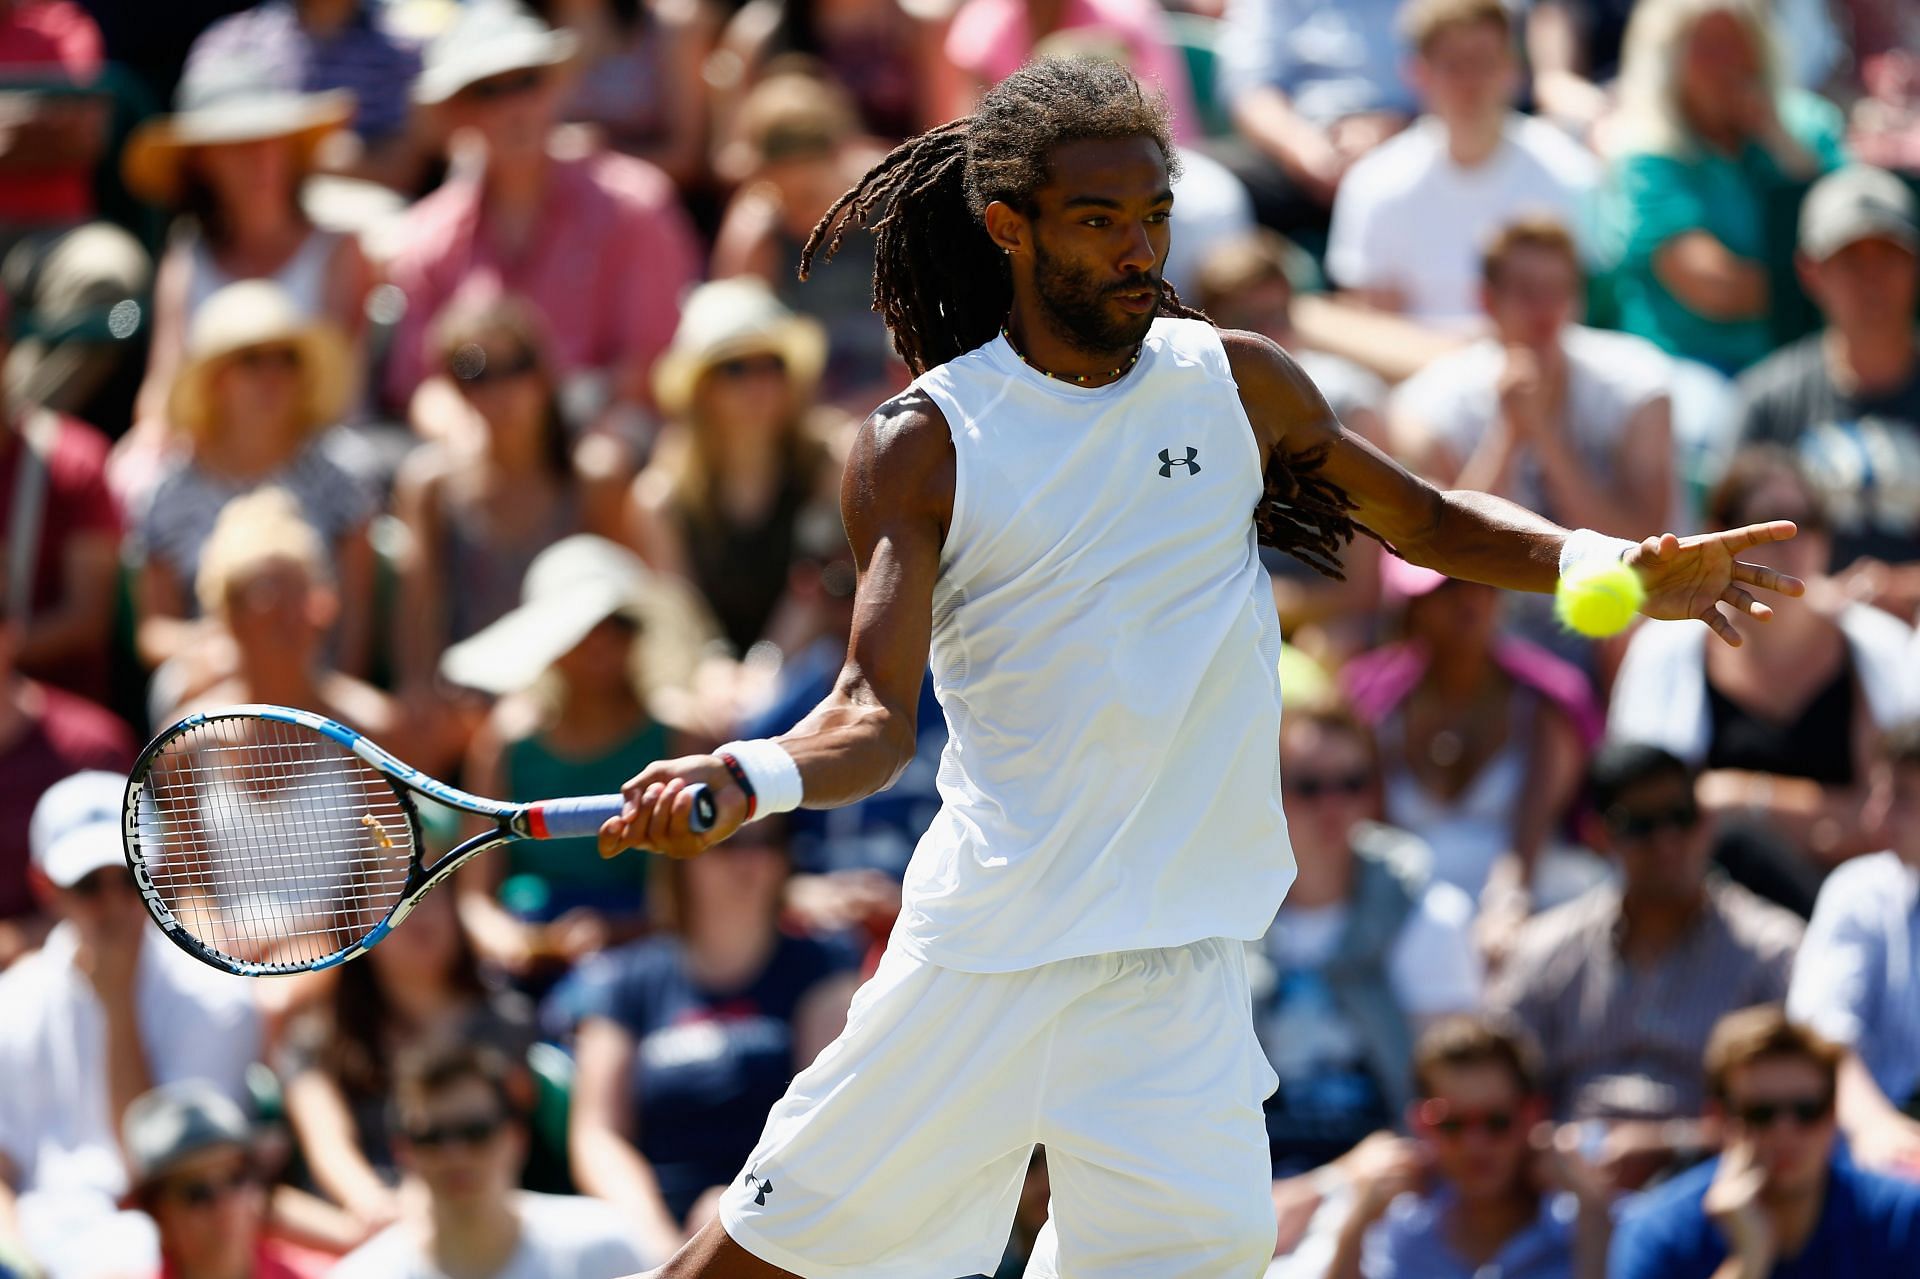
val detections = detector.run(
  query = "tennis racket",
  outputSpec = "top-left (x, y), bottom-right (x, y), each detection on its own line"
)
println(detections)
top-left (121, 704), bottom-right (715, 978)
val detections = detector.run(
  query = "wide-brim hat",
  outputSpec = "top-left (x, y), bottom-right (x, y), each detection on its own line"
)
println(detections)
top-left (414, 0), bottom-right (578, 105)
top-left (122, 54), bottom-right (353, 206)
top-left (652, 278), bottom-right (827, 419)
top-left (166, 279), bottom-right (352, 439)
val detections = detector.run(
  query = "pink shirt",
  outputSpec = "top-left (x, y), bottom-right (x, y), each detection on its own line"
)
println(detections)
top-left (943, 0), bottom-right (1200, 144)
top-left (383, 147), bottom-right (702, 408)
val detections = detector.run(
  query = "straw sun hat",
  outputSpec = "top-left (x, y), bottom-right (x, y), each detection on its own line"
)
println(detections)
top-left (652, 279), bottom-right (828, 419)
top-left (166, 280), bottom-right (352, 439)
top-left (122, 55), bottom-right (353, 207)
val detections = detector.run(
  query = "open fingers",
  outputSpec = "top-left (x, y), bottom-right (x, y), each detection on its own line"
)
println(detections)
top-left (1713, 520), bottom-right (1798, 553)
top-left (1701, 601), bottom-right (1744, 647)
top-left (1731, 561), bottom-right (1806, 597)
top-left (1720, 585), bottom-right (1771, 620)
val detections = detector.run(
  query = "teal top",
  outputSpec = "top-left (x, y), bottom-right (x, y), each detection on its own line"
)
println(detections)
top-left (499, 718), bottom-right (670, 919)
top-left (1606, 90), bottom-right (1846, 374)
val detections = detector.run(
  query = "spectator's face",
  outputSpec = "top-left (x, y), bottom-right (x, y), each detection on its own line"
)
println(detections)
top-left (1483, 248), bottom-right (1579, 349)
top-left (211, 342), bottom-right (306, 436)
top-left (549, 615), bottom-right (640, 697)
top-left (51, 864), bottom-right (145, 936)
top-left (396, 1076), bottom-right (523, 1208)
top-left (448, 67), bottom-right (562, 160)
top-left (694, 350), bottom-right (795, 436)
top-left (1803, 237), bottom-right (1919, 338)
top-left (1678, 11), bottom-right (1765, 139)
top-left (222, 557), bottom-right (330, 660)
top-left (1278, 721), bottom-right (1377, 863)
top-left (1601, 771), bottom-right (1711, 901)
top-left (1413, 1062), bottom-right (1538, 1201)
top-left (1415, 21), bottom-right (1517, 125)
top-left (144, 1145), bottom-right (265, 1276)
top-left (368, 872), bottom-right (463, 987)
top-left (1405, 579), bottom-right (1499, 655)
top-left (1721, 1057), bottom-right (1836, 1199)
top-left (1719, 473), bottom-right (1829, 585)
top-left (448, 335), bottom-right (549, 436)
top-left (684, 837), bottom-right (788, 926)
top-left (191, 137), bottom-right (298, 208)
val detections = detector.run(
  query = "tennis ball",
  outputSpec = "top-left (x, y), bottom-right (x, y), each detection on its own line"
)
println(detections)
top-left (1555, 560), bottom-right (1645, 637)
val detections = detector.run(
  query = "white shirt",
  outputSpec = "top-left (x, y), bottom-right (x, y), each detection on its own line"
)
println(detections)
top-left (329, 1191), bottom-right (650, 1279)
top-left (0, 923), bottom-right (259, 1197)
top-left (902, 318), bottom-right (1296, 972)
top-left (1266, 879), bottom-right (1483, 1016)
top-left (1326, 114), bottom-right (1600, 324)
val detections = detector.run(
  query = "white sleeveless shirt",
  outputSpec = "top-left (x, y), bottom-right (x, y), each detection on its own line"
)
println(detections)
top-left (898, 317), bottom-right (1296, 972)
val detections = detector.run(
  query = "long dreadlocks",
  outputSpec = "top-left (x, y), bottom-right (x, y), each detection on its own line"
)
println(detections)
top-left (800, 57), bottom-right (1360, 578)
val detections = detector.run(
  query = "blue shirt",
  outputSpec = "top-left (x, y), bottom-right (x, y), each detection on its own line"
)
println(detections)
top-left (1788, 852), bottom-right (1920, 1109)
top-left (183, 1), bottom-right (421, 141)
top-left (1218, 0), bottom-right (1415, 125)
top-left (1609, 1154), bottom-right (1920, 1279)
top-left (1364, 1189), bottom-right (1580, 1279)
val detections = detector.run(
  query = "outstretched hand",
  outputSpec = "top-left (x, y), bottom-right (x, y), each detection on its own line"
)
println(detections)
top-left (1627, 521), bottom-right (1805, 646)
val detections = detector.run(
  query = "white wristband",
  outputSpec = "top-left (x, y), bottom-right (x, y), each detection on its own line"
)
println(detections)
top-left (716, 739), bottom-right (803, 819)
top-left (1558, 528), bottom-right (1636, 578)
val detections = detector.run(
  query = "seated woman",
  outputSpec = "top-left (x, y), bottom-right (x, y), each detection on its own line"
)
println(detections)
top-left (1610, 447), bottom-right (1918, 913)
top-left (132, 280), bottom-right (375, 690)
top-left (447, 535), bottom-right (706, 982)
top-left (560, 819), bottom-right (861, 1261)
top-left (278, 885), bottom-right (533, 1231)
top-left (625, 279), bottom-right (846, 665)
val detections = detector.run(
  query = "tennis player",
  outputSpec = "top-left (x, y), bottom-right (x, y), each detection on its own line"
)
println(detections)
top-left (598, 59), bottom-right (1801, 1279)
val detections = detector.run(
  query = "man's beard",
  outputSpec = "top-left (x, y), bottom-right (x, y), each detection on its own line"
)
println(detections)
top-left (1032, 239), bottom-right (1158, 358)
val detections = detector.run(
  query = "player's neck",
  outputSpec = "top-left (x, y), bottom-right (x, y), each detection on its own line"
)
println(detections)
top-left (1002, 308), bottom-right (1143, 389)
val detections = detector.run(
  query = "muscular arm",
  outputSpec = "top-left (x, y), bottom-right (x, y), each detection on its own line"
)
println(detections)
top-left (599, 391), bottom-right (954, 858)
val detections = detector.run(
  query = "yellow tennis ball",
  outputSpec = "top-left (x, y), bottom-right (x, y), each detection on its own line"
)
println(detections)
top-left (1555, 560), bottom-right (1645, 637)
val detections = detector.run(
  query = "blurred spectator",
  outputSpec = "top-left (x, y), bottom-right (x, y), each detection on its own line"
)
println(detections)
top-left (1785, 724), bottom-right (1920, 1176)
top-left (122, 1082), bottom-right (313, 1279)
top-left (1341, 556), bottom-right (1599, 907)
top-left (180, 0), bottom-right (424, 191)
top-left (1610, 450), bottom-right (1917, 909)
top-left (1326, 1016), bottom-right (1612, 1279)
top-left (1490, 743), bottom-right (1802, 1187)
top-left (387, 0), bottom-right (700, 442)
top-left (715, 0), bottom-right (944, 142)
top-left (533, 0), bottom-right (712, 187)
top-left (1392, 218), bottom-right (1673, 550)
top-left (130, 281), bottom-right (375, 679)
top-left (1845, 4), bottom-right (1920, 172)
top-left (711, 69), bottom-right (900, 411)
top-left (1603, 0), bottom-right (1845, 376)
top-left (392, 296), bottom-right (628, 701)
top-left (562, 820), bottom-right (860, 1259)
top-left (0, 553), bottom-right (132, 967)
top-left (1325, 0), bottom-right (1599, 328)
top-left (157, 489), bottom-right (402, 746)
top-left (330, 1041), bottom-right (646, 1278)
top-left (1610, 1006), bottom-right (1920, 1279)
top-left (1736, 166), bottom-right (1920, 619)
top-left (0, 771), bottom-right (259, 1278)
top-left (1524, 0), bottom-right (1629, 142)
top-left (278, 886), bottom-right (533, 1232)
top-left (1217, 0), bottom-right (1411, 235)
top-left (448, 536), bottom-right (689, 981)
top-left (0, 287), bottom-right (123, 704)
top-left (123, 56), bottom-right (373, 440)
top-left (1259, 704), bottom-right (1481, 1180)
top-left (626, 279), bottom-right (846, 662)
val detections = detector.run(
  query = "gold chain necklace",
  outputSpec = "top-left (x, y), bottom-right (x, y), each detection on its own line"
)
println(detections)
top-left (1001, 327), bottom-right (1141, 385)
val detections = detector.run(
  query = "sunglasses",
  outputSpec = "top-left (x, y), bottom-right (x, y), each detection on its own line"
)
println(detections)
top-left (1733, 1096), bottom-right (1833, 1130)
top-left (713, 354), bottom-right (788, 381)
top-left (460, 68), bottom-right (546, 103)
top-left (405, 1113), bottom-right (508, 1150)
top-left (160, 1167), bottom-right (259, 1209)
top-left (69, 866), bottom-right (136, 899)
top-left (1284, 771), bottom-right (1372, 800)
top-left (229, 344), bottom-right (302, 373)
top-left (449, 346), bottom-right (539, 387)
top-left (1416, 1098), bottom-right (1520, 1139)
top-left (1605, 802), bottom-right (1700, 841)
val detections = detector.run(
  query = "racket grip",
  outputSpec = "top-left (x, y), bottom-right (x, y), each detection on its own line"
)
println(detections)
top-left (527, 785), bottom-right (717, 840)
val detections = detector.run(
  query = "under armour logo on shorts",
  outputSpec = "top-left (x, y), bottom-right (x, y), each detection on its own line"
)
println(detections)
top-left (744, 1171), bottom-right (774, 1204)
top-left (1158, 447), bottom-right (1201, 477)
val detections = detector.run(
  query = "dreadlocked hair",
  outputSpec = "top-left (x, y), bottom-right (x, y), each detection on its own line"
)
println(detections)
top-left (800, 56), bottom-right (1359, 578)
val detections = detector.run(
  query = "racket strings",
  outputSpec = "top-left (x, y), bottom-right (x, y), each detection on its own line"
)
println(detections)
top-left (132, 718), bottom-right (417, 969)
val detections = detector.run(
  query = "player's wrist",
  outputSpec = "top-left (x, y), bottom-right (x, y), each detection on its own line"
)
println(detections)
top-left (715, 739), bottom-right (803, 820)
top-left (1557, 527), bottom-right (1636, 579)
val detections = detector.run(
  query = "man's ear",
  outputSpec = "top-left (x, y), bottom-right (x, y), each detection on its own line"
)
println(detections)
top-left (983, 199), bottom-right (1029, 256)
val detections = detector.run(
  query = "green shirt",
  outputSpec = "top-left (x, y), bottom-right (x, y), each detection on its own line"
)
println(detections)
top-left (1608, 91), bottom-right (1846, 374)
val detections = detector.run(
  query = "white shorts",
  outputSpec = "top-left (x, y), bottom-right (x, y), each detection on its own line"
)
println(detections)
top-left (716, 936), bottom-right (1281, 1279)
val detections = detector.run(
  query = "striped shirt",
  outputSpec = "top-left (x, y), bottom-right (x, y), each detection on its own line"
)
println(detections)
top-left (1489, 879), bottom-right (1803, 1121)
top-left (1788, 852), bottom-right (1920, 1109)
top-left (183, 1), bottom-right (421, 141)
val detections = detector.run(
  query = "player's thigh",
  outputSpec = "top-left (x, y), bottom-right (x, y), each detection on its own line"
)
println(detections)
top-left (1035, 938), bottom-right (1278, 1278)
top-left (718, 946), bottom-right (1098, 1279)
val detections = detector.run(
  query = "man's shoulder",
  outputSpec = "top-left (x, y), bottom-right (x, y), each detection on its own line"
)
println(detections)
top-left (1812, 850), bottom-right (1915, 918)
top-left (580, 147), bottom-right (687, 214)
top-left (1836, 1160), bottom-right (1920, 1234)
top-left (33, 684), bottom-right (135, 770)
top-left (1616, 1156), bottom-right (1716, 1240)
top-left (1734, 334), bottom-right (1828, 425)
top-left (1339, 119), bottom-right (1447, 203)
top-left (327, 1223), bottom-right (412, 1276)
top-left (1508, 885), bottom-right (1617, 967)
top-left (1505, 113), bottom-right (1602, 187)
top-left (1708, 878), bottom-right (1807, 955)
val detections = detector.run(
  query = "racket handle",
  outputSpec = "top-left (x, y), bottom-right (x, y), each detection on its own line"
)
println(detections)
top-left (527, 785), bottom-right (717, 840)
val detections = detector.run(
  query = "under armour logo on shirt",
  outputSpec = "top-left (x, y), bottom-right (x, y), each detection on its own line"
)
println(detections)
top-left (744, 1171), bottom-right (774, 1204)
top-left (1158, 447), bottom-right (1201, 477)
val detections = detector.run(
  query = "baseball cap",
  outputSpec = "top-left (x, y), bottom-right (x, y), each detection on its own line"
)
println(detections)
top-left (1799, 166), bottom-right (1918, 262)
top-left (122, 1082), bottom-right (251, 1187)
top-left (30, 770), bottom-right (127, 889)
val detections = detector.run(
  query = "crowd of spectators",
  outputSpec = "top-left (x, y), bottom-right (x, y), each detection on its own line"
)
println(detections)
top-left (1, 0), bottom-right (1918, 1273)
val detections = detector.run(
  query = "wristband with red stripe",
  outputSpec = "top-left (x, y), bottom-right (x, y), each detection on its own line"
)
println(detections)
top-left (718, 752), bottom-right (758, 822)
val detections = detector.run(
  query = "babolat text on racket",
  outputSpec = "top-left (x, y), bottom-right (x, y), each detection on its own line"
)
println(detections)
top-left (122, 704), bottom-right (715, 977)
